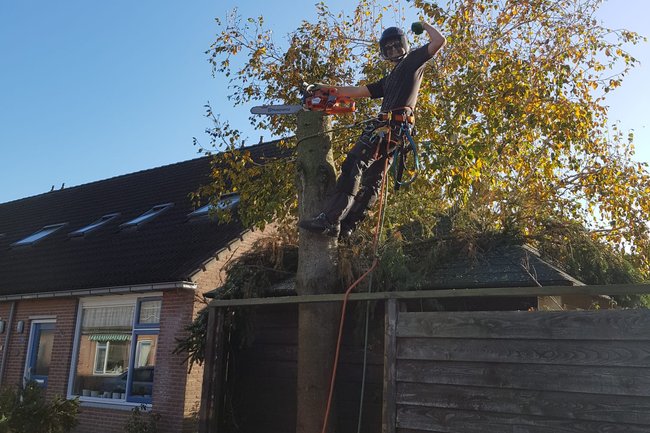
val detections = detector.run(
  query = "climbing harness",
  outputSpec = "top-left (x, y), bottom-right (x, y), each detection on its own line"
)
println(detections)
top-left (375, 109), bottom-right (422, 190)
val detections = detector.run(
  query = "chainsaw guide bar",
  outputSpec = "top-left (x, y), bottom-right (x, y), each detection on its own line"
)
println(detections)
top-left (250, 105), bottom-right (303, 115)
top-left (250, 87), bottom-right (355, 116)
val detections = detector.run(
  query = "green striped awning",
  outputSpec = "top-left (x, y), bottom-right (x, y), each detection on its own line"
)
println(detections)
top-left (88, 334), bottom-right (131, 342)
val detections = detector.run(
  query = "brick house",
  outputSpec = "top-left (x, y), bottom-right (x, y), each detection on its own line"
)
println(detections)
top-left (0, 142), bottom-right (278, 433)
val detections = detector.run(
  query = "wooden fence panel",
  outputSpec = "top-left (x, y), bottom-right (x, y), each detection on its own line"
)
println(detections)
top-left (397, 309), bottom-right (650, 340)
top-left (398, 337), bottom-right (650, 367)
top-left (392, 309), bottom-right (650, 433)
top-left (396, 382), bottom-right (650, 425)
top-left (397, 406), bottom-right (650, 433)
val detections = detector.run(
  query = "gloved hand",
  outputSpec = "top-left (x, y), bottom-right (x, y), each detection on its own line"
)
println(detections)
top-left (411, 21), bottom-right (424, 35)
top-left (306, 82), bottom-right (329, 94)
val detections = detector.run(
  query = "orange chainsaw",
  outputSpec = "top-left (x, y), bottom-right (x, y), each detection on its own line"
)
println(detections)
top-left (250, 85), bottom-right (356, 116)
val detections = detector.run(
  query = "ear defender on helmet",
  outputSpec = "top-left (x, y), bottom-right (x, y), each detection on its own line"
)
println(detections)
top-left (379, 27), bottom-right (409, 61)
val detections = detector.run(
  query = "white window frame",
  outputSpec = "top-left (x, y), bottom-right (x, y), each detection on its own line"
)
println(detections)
top-left (93, 342), bottom-right (109, 375)
top-left (67, 294), bottom-right (162, 407)
top-left (134, 339), bottom-right (153, 368)
top-left (69, 213), bottom-right (120, 237)
top-left (120, 204), bottom-right (173, 229)
top-left (12, 224), bottom-right (66, 247)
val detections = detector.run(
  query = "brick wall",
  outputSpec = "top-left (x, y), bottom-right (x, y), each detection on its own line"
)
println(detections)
top-left (0, 298), bottom-right (77, 398)
top-left (154, 288), bottom-right (196, 433)
top-left (74, 406), bottom-right (133, 432)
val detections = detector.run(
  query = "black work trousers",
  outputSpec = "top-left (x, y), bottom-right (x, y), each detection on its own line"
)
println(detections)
top-left (322, 119), bottom-right (406, 230)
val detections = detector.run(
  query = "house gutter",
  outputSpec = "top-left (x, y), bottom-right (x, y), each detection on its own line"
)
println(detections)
top-left (0, 301), bottom-right (16, 387)
top-left (0, 281), bottom-right (197, 302)
top-left (186, 229), bottom-right (253, 281)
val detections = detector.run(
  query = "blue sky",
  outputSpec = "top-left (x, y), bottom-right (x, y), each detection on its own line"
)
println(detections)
top-left (0, 0), bottom-right (647, 204)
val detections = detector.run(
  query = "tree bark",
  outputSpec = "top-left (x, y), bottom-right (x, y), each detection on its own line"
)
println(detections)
top-left (295, 110), bottom-right (340, 433)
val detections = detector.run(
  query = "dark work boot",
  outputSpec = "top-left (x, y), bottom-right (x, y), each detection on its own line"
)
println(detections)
top-left (338, 203), bottom-right (367, 240)
top-left (298, 213), bottom-right (340, 237)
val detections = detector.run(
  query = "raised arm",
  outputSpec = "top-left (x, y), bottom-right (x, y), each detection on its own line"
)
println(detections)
top-left (422, 22), bottom-right (446, 56)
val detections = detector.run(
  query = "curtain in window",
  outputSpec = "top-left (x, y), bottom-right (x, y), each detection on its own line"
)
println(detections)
top-left (138, 300), bottom-right (161, 324)
top-left (82, 305), bottom-right (134, 332)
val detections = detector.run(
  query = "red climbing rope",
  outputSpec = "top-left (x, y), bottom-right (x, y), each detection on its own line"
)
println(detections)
top-left (319, 118), bottom-right (394, 433)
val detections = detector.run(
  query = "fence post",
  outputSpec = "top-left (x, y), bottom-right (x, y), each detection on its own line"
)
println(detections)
top-left (382, 298), bottom-right (398, 433)
top-left (199, 306), bottom-right (226, 433)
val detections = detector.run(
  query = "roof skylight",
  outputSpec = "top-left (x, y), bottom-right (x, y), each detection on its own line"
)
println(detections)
top-left (188, 193), bottom-right (240, 218)
top-left (121, 203), bottom-right (173, 229)
top-left (69, 213), bottom-right (120, 237)
top-left (12, 223), bottom-right (66, 247)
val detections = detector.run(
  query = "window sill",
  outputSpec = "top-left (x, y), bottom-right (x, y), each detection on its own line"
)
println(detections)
top-left (71, 396), bottom-right (152, 411)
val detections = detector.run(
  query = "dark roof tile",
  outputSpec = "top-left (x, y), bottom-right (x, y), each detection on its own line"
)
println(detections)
top-left (424, 244), bottom-right (583, 289)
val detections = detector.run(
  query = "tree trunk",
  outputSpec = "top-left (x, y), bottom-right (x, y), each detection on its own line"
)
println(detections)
top-left (295, 110), bottom-right (340, 433)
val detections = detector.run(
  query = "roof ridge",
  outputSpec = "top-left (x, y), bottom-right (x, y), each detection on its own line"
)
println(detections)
top-left (0, 155), bottom-right (208, 206)
top-left (0, 140), bottom-right (284, 206)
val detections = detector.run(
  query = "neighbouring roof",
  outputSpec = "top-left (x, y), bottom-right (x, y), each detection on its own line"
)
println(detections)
top-left (209, 242), bottom-right (582, 300)
top-left (423, 243), bottom-right (583, 289)
top-left (0, 141), bottom-right (286, 297)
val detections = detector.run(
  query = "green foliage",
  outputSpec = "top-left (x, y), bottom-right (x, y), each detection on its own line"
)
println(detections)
top-left (359, 209), bottom-right (647, 299)
top-left (123, 405), bottom-right (161, 433)
top-left (533, 220), bottom-right (649, 307)
top-left (200, 0), bottom-right (650, 277)
top-left (0, 382), bottom-right (79, 433)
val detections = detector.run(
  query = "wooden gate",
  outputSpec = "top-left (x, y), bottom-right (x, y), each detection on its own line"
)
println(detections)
top-left (383, 299), bottom-right (650, 433)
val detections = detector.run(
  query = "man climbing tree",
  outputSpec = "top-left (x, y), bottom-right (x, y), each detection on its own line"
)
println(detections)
top-left (299, 22), bottom-right (445, 238)
top-left (203, 0), bottom-right (649, 273)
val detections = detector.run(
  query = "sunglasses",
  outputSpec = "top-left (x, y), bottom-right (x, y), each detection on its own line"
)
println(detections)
top-left (384, 41), bottom-right (403, 50)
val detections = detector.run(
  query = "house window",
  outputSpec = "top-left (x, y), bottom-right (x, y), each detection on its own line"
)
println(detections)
top-left (94, 342), bottom-right (108, 374)
top-left (12, 223), bottom-right (66, 247)
top-left (69, 213), bottom-right (120, 237)
top-left (121, 204), bottom-right (173, 229)
top-left (137, 299), bottom-right (161, 325)
top-left (71, 297), bottom-right (161, 403)
top-left (129, 334), bottom-right (157, 400)
top-left (92, 340), bottom-right (130, 375)
top-left (188, 193), bottom-right (240, 218)
top-left (135, 339), bottom-right (153, 368)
